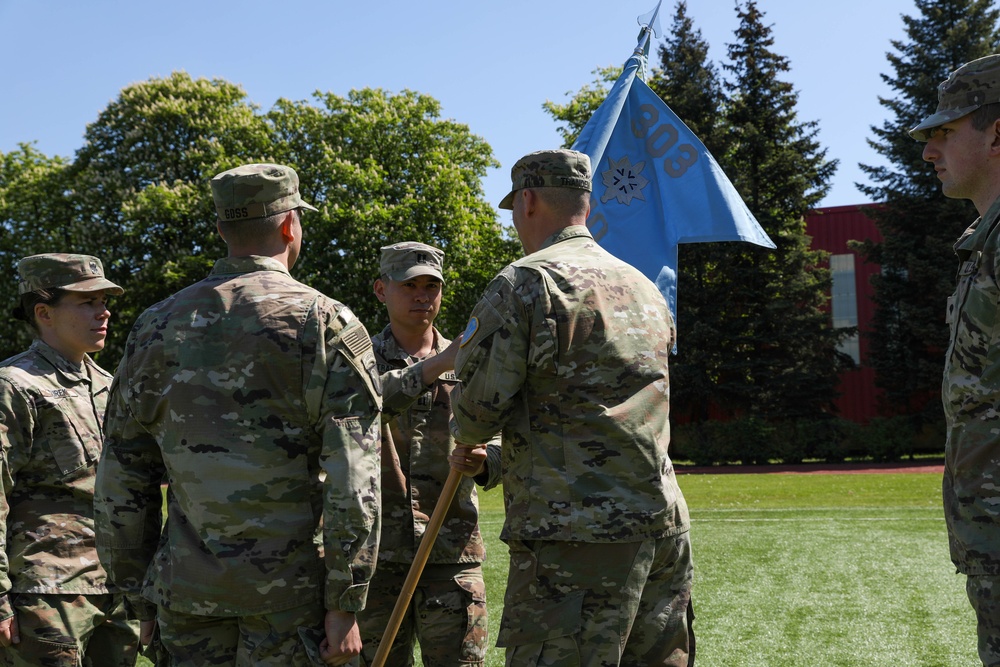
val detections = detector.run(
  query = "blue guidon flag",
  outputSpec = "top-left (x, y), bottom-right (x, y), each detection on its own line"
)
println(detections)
top-left (573, 1), bottom-right (775, 323)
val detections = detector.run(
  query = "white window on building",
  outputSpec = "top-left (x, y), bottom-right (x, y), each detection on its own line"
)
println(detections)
top-left (830, 253), bottom-right (860, 364)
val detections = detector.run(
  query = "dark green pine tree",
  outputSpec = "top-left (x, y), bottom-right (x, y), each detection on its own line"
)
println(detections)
top-left (716, 0), bottom-right (847, 426)
top-left (857, 0), bottom-right (1000, 427)
top-left (647, 2), bottom-right (735, 434)
top-left (648, 1), bottom-right (725, 152)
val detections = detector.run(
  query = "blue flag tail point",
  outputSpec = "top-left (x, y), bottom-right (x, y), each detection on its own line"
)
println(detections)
top-left (571, 3), bottom-right (775, 326)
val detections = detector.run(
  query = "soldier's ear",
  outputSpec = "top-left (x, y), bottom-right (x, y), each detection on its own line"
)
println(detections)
top-left (33, 303), bottom-right (53, 328)
top-left (374, 278), bottom-right (387, 302)
top-left (522, 188), bottom-right (537, 214)
top-left (990, 119), bottom-right (1000, 156)
top-left (279, 211), bottom-right (297, 245)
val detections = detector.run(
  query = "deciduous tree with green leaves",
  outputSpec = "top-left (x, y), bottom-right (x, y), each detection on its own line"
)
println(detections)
top-left (269, 88), bottom-right (517, 338)
top-left (543, 66), bottom-right (621, 148)
top-left (0, 144), bottom-right (75, 356)
top-left (66, 72), bottom-right (274, 365)
top-left (0, 73), bottom-right (516, 364)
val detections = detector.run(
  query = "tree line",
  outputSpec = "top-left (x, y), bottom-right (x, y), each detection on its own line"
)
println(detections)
top-left (1, 0), bottom-right (995, 464)
top-left (0, 79), bottom-right (520, 366)
top-left (546, 0), bottom-right (1000, 463)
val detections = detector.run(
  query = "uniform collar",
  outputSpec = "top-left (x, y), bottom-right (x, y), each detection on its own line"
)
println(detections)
top-left (210, 255), bottom-right (292, 277)
top-left (957, 194), bottom-right (1000, 254)
top-left (535, 225), bottom-right (593, 253)
top-left (29, 338), bottom-right (93, 382)
top-left (375, 324), bottom-right (444, 363)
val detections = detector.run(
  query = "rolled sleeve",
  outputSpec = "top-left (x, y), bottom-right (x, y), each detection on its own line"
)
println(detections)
top-left (476, 436), bottom-right (504, 491)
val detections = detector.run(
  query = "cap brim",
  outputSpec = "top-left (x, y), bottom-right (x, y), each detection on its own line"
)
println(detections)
top-left (387, 267), bottom-right (445, 282)
top-left (64, 277), bottom-right (125, 296)
top-left (498, 190), bottom-right (515, 210)
top-left (909, 106), bottom-right (979, 140)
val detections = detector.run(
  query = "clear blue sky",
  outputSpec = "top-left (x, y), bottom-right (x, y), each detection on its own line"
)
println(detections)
top-left (1, 0), bottom-right (916, 215)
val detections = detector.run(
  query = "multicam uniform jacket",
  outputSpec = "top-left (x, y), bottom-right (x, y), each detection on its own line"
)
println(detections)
top-left (372, 326), bottom-right (500, 565)
top-left (943, 195), bottom-right (1000, 575)
top-left (94, 256), bottom-right (382, 620)
top-left (452, 226), bottom-right (689, 544)
top-left (0, 339), bottom-right (115, 619)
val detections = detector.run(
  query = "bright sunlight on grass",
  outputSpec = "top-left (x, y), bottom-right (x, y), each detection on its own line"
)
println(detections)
top-left (139, 470), bottom-right (974, 667)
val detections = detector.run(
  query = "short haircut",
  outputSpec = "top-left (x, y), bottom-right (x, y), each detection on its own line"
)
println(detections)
top-left (218, 209), bottom-right (293, 247)
top-left (13, 287), bottom-right (67, 332)
top-left (532, 186), bottom-right (590, 217)
top-left (971, 102), bottom-right (1000, 132)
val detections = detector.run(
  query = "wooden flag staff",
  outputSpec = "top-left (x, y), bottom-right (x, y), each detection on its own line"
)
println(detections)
top-left (370, 465), bottom-right (463, 667)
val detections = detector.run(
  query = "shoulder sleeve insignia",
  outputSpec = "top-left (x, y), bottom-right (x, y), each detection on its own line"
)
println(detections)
top-left (340, 325), bottom-right (371, 358)
top-left (459, 317), bottom-right (479, 347)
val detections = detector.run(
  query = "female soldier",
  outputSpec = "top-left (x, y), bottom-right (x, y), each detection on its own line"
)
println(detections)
top-left (0, 254), bottom-right (139, 667)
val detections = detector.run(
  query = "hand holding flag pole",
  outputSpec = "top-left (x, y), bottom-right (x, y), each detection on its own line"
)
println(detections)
top-left (376, 6), bottom-right (774, 662)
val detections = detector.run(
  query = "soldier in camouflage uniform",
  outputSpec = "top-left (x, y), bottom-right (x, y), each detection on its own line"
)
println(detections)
top-left (0, 254), bottom-right (139, 666)
top-left (449, 150), bottom-right (694, 667)
top-left (358, 242), bottom-right (500, 667)
top-left (93, 163), bottom-right (382, 667)
top-left (911, 54), bottom-right (1000, 667)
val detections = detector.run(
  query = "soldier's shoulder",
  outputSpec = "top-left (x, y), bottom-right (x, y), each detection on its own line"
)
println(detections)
top-left (0, 349), bottom-right (32, 371)
top-left (0, 349), bottom-right (43, 381)
top-left (313, 294), bottom-right (361, 329)
top-left (480, 263), bottom-right (526, 296)
top-left (370, 324), bottom-right (393, 346)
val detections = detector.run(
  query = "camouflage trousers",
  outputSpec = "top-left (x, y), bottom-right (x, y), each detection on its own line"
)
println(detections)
top-left (0, 592), bottom-right (139, 667)
top-left (358, 561), bottom-right (487, 667)
top-left (150, 599), bottom-right (332, 667)
top-left (499, 533), bottom-right (694, 667)
top-left (967, 574), bottom-right (1000, 666)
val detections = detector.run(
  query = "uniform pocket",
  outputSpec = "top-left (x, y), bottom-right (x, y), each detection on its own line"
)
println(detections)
top-left (296, 625), bottom-right (328, 667)
top-left (497, 589), bottom-right (584, 647)
top-left (953, 286), bottom-right (999, 378)
top-left (36, 391), bottom-right (95, 476)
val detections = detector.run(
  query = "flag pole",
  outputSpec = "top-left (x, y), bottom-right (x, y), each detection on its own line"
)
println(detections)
top-left (636, 0), bottom-right (663, 56)
top-left (370, 439), bottom-right (464, 667)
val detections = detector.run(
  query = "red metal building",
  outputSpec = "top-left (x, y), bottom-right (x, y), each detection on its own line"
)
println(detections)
top-left (805, 204), bottom-right (883, 423)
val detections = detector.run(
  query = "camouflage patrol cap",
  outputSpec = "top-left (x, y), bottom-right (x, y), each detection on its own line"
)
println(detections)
top-left (498, 149), bottom-right (592, 210)
top-left (910, 54), bottom-right (1000, 141)
top-left (16, 253), bottom-right (124, 296)
top-left (211, 163), bottom-right (318, 222)
top-left (379, 242), bottom-right (445, 281)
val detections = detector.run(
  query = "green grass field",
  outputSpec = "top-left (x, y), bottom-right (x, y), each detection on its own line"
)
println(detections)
top-left (140, 471), bottom-right (978, 666)
top-left (472, 471), bottom-right (977, 667)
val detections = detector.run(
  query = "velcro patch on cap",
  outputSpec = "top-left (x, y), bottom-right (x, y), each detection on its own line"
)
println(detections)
top-left (218, 202), bottom-right (268, 221)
